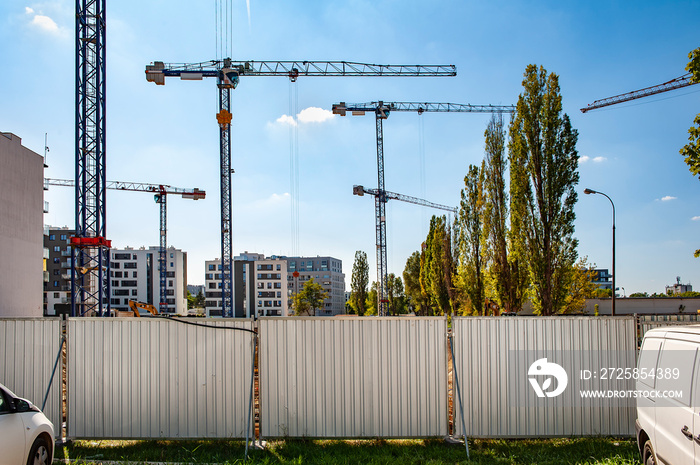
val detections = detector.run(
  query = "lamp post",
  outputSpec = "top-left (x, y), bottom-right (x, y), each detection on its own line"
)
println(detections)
top-left (584, 188), bottom-right (615, 316)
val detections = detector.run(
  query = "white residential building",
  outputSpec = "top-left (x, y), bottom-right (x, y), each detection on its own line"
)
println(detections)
top-left (0, 132), bottom-right (44, 317)
top-left (204, 254), bottom-right (288, 318)
top-left (110, 246), bottom-right (187, 315)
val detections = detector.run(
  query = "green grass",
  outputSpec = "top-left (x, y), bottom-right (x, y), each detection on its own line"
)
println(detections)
top-left (55, 437), bottom-right (641, 464)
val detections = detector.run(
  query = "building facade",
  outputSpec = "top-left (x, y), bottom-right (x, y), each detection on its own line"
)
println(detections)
top-left (110, 246), bottom-right (188, 315)
top-left (286, 256), bottom-right (346, 316)
top-left (44, 227), bottom-right (74, 316)
top-left (591, 269), bottom-right (612, 290)
top-left (204, 255), bottom-right (288, 318)
top-left (0, 132), bottom-right (44, 317)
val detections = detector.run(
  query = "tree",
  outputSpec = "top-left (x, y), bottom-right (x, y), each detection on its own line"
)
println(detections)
top-left (386, 273), bottom-right (406, 315)
top-left (482, 113), bottom-right (528, 313)
top-left (195, 289), bottom-right (205, 308)
top-left (561, 257), bottom-right (597, 314)
top-left (629, 292), bottom-right (649, 298)
top-left (456, 163), bottom-right (487, 315)
top-left (679, 47), bottom-right (700, 256)
top-left (349, 250), bottom-right (369, 315)
top-left (423, 215), bottom-right (455, 315)
top-left (403, 251), bottom-right (427, 314)
top-left (293, 278), bottom-right (329, 316)
top-left (365, 282), bottom-right (379, 316)
top-left (509, 64), bottom-right (580, 315)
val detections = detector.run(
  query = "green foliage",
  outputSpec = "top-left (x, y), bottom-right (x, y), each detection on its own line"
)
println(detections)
top-left (385, 273), bottom-right (407, 315)
top-left (403, 251), bottom-right (427, 314)
top-left (593, 288), bottom-right (613, 298)
top-left (679, 291), bottom-right (700, 298)
top-left (629, 292), bottom-right (649, 298)
top-left (349, 250), bottom-right (369, 315)
top-left (561, 257), bottom-right (597, 314)
top-left (292, 278), bottom-right (328, 316)
top-left (681, 47), bottom-right (700, 258)
top-left (509, 64), bottom-right (580, 315)
top-left (365, 282), bottom-right (378, 316)
top-left (456, 163), bottom-right (487, 315)
top-left (187, 289), bottom-right (205, 309)
top-left (422, 216), bottom-right (455, 315)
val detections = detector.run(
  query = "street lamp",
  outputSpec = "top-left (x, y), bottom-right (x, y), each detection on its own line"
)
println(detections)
top-left (584, 188), bottom-right (616, 316)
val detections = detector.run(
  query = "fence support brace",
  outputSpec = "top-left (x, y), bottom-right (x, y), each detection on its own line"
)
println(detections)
top-left (449, 334), bottom-right (469, 459)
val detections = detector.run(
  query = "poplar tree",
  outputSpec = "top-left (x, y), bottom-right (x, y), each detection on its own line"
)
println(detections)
top-left (482, 114), bottom-right (528, 312)
top-left (509, 64), bottom-right (580, 315)
top-left (403, 251), bottom-right (426, 314)
top-left (457, 163), bottom-right (487, 314)
top-left (350, 250), bottom-right (369, 315)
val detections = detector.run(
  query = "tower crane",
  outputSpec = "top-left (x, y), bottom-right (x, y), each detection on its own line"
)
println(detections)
top-left (74, 0), bottom-right (107, 317)
top-left (145, 59), bottom-right (456, 317)
top-left (45, 178), bottom-right (205, 314)
top-left (333, 101), bottom-right (515, 315)
top-left (580, 73), bottom-right (697, 113)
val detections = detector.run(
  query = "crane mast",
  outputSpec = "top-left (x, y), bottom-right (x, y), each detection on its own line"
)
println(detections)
top-left (74, 0), bottom-right (107, 316)
top-left (335, 101), bottom-right (515, 315)
top-left (46, 178), bottom-right (205, 314)
top-left (146, 59), bottom-right (456, 317)
top-left (581, 73), bottom-right (697, 113)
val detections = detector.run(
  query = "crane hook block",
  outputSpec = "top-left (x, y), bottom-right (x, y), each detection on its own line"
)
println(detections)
top-left (217, 109), bottom-right (233, 128)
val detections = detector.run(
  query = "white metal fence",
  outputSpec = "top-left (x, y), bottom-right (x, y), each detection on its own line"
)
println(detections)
top-left (2, 315), bottom-right (652, 440)
top-left (259, 317), bottom-right (448, 438)
top-left (0, 318), bottom-right (63, 435)
top-left (67, 318), bottom-right (255, 439)
top-left (452, 316), bottom-right (637, 437)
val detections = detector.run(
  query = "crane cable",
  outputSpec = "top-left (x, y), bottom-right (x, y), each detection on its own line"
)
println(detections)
top-left (289, 81), bottom-right (300, 256)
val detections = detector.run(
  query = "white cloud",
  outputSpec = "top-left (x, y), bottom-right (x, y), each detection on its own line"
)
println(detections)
top-left (692, 216), bottom-right (700, 221)
top-left (661, 196), bottom-right (677, 202)
top-left (274, 107), bottom-right (336, 127)
top-left (25, 7), bottom-right (34, 14)
top-left (32, 14), bottom-right (59, 33)
top-left (276, 115), bottom-right (297, 126)
top-left (297, 107), bottom-right (335, 124)
top-left (579, 155), bottom-right (607, 164)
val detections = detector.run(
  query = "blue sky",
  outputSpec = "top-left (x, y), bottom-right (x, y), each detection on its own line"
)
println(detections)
top-left (2, 1), bottom-right (699, 295)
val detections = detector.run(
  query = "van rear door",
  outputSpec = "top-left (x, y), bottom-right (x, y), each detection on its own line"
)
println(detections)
top-left (654, 339), bottom-right (697, 465)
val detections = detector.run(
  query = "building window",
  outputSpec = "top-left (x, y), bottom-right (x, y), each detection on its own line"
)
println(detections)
top-left (170, 253), bottom-right (174, 258)
top-left (115, 271), bottom-right (122, 278)
top-left (53, 257), bottom-right (60, 264)
top-left (122, 280), bottom-right (138, 287)
top-left (131, 289), bottom-right (138, 296)
top-left (60, 234), bottom-right (67, 241)
top-left (53, 246), bottom-right (60, 252)
top-left (276, 264), bottom-right (281, 271)
top-left (124, 271), bottom-right (128, 278)
top-left (168, 280), bottom-right (173, 287)
top-left (133, 271), bottom-right (137, 278)
top-left (170, 262), bottom-right (174, 268)
top-left (114, 253), bottom-right (130, 260)
top-left (53, 269), bottom-right (59, 275)
top-left (124, 262), bottom-right (137, 269)
top-left (209, 283), bottom-right (216, 289)
top-left (49, 234), bottom-right (56, 240)
top-left (112, 262), bottom-right (120, 269)
top-left (208, 264), bottom-right (215, 271)
top-left (53, 292), bottom-right (59, 298)
top-left (53, 281), bottom-right (59, 287)
top-left (114, 290), bottom-right (129, 296)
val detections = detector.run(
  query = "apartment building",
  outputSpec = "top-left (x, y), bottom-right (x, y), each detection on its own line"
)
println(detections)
top-left (204, 258), bottom-right (255, 317)
top-left (286, 256), bottom-right (345, 316)
top-left (44, 227), bottom-right (73, 316)
top-left (110, 246), bottom-right (187, 315)
top-left (0, 132), bottom-right (44, 317)
top-left (204, 255), bottom-right (288, 317)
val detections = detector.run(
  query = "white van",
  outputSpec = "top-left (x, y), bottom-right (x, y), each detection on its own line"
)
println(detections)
top-left (636, 325), bottom-right (700, 465)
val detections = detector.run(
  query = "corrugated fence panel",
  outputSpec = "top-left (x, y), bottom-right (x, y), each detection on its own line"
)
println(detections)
top-left (0, 318), bottom-right (62, 436)
top-left (453, 317), bottom-right (636, 437)
top-left (260, 317), bottom-right (447, 438)
top-left (67, 318), bottom-right (254, 439)
top-left (637, 314), bottom-right (700, 345)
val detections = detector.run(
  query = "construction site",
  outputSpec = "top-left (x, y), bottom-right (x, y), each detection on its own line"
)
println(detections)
top-left (1, 1), bottom-right (699, 462)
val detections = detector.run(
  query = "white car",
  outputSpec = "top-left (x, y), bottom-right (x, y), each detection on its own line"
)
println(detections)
top-left (636, 325), bottom-right (700, 465)
top-left (0, 383), bottom-right (54, 465)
